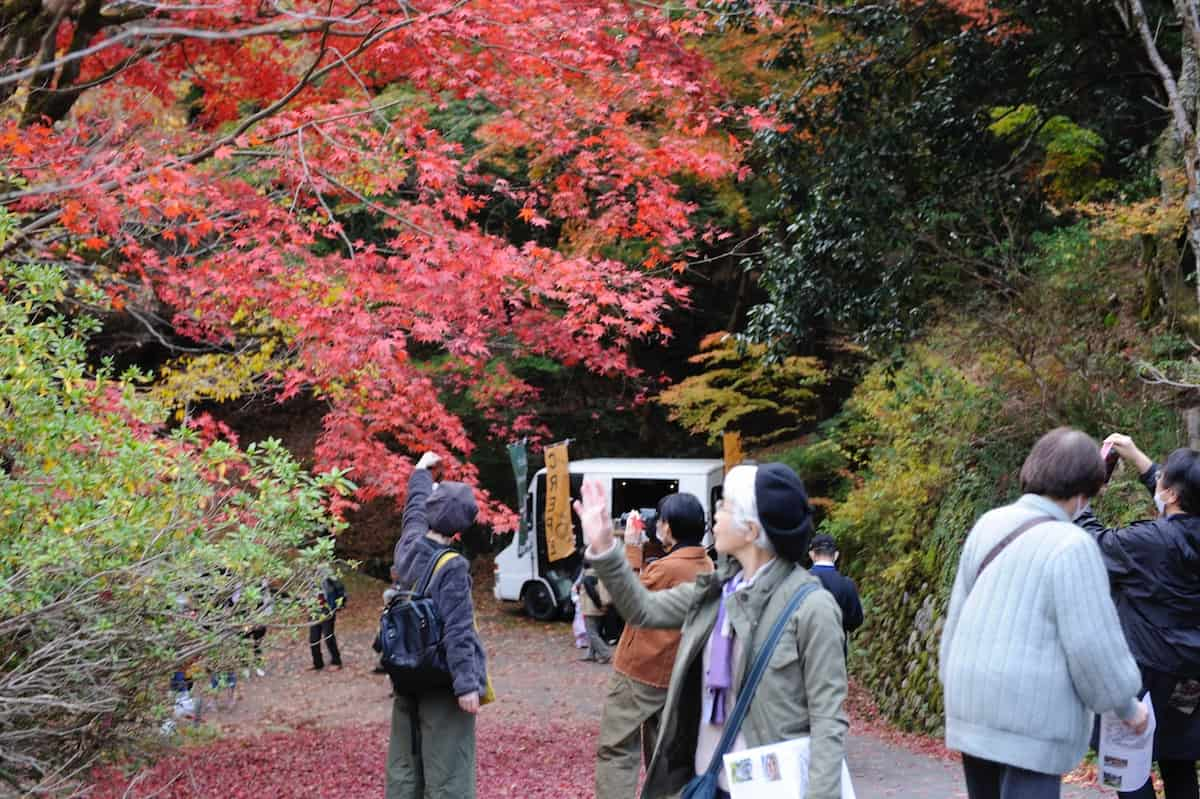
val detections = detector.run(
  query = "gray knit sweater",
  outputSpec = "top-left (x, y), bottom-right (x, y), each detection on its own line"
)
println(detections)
top-left (939, 493), bottom-right (1141, 775)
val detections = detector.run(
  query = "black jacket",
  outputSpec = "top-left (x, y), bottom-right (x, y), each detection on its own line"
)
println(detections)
top-left (1075, 464), bottom-right (1200, 676)
top-left (392, 469), bottom-right (488, 698)
top-left (810, 563), bottom-right (864, 634)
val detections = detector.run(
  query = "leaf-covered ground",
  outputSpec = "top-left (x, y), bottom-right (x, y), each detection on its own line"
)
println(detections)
top-left (91, 717), bottom-right (599, 798)
top-left (91, 568), bottom-right (1113, 798)
top-left (92, 569), bottom-right (611, 798)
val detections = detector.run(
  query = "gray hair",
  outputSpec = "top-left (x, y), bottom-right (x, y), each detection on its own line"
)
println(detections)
top-left (723, 465), bottom-right (776, 554)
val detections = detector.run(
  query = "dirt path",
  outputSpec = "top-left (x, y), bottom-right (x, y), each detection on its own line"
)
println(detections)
top-left (95, 571), bottom-right (1114, 798)
top-left (214, 572), bottom-right (611, 734)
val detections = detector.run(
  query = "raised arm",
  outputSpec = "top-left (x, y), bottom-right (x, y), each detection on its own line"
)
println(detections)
top-left (393, 452), bottom-right (440, 578)
top-left (1073, 460), bottom-right (1160, 582)
top-left (576, 478), bottom-right (698, 629)
top-left (588, 541), bottom-right (699, 629)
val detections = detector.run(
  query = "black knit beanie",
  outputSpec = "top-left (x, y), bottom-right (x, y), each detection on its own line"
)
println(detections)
top-left (754, 463), bottom-right (813, 562)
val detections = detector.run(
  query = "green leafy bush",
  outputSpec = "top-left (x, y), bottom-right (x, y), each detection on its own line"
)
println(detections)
top-left (0, 222), bottom-right (350, 795)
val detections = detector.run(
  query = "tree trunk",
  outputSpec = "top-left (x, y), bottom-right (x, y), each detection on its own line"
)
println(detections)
top-left (1185, 406), bottom-right (1200, 449)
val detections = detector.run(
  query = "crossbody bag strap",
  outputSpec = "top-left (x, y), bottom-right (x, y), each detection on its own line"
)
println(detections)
top-left (976, 515), bottom-right (1055, 580)
top-left (698, 580), bottom-right (822, 779)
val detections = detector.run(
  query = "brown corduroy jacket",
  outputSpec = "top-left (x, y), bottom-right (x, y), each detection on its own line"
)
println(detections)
top-left (612, 545), bottom-right (714, 688)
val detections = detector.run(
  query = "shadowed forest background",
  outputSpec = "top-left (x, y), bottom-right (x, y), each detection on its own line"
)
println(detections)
top-left (4, 0), bottom-right (1200, 793)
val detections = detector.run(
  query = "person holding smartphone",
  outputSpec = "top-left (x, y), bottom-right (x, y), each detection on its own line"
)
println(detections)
top-left (594, 493), bottom-right (715, 799)
top-left (1074, 434), bottom-right (1200, 799)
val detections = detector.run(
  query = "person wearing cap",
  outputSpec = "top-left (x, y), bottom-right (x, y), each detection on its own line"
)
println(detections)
top-left (807, 534), bottom-right (863, 655)
top-left (577, 463), bottom-right (848, 799)
top-left (386, 451), bottom-right (488, 799)
top-left (939, 427), bottom-right (1148, 799)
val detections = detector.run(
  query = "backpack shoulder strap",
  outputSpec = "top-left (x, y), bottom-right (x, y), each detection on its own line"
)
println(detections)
top-left (414, 547), bottom-right (460, 595)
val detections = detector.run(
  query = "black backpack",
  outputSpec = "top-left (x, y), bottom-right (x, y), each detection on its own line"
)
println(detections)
top-left (378, 548), bottom-right (458, 694)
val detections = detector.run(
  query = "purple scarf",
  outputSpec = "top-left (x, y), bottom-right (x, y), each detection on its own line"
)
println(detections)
top-left (704, 575), bottom-right (743, 724)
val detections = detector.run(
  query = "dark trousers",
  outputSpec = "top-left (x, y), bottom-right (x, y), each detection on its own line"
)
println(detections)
top-left (1120, 760), bottom-right (1199, 799)
top-left (962, 753), bottom-right (1061, 799)
top-left (309, 615), bottom-right (341, 668)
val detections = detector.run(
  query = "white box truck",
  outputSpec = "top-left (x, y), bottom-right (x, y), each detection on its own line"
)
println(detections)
top-left (492, 458), bottom-right (724, 620)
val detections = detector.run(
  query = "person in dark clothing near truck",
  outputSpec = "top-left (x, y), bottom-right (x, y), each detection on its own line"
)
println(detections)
top-left (808, 534), bottom-right (863, 651)
top-left (1075, 433), bottom-right (1200, 799)
top-left (387, 451), bottom-right (489, 799)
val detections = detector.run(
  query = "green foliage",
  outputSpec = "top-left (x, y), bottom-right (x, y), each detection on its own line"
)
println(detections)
top-left (799, 349), bottom-right (998, 731)
top-left (739, 1), bottom-right (1163, 350)
top-left (989, 105), bottom-right (1111, 202)
top-left (0, 221), bottom-right (349, 794)
top-left (818, 349), bottom-right (995, 578)
top-left (742, 4), bottom-right (1038, 347)
top-left (657, 332), bottom-right (827, 446)
top-left (773, 437), bottom-right (848, 485)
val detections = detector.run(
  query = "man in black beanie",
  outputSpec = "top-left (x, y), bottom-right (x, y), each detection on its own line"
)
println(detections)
top-left (386, 452), bottom-right (489, 799)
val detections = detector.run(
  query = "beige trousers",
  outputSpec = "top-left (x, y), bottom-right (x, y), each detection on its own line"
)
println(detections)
top-left (595, 671), bottom-right (668, 799)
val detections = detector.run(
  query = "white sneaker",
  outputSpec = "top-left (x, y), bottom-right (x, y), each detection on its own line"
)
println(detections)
top-left (255, 668), bottom-right (266, 677)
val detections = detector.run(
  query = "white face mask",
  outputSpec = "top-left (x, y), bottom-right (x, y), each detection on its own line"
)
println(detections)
top-left (1155, 491), bottom-right (1168, 517)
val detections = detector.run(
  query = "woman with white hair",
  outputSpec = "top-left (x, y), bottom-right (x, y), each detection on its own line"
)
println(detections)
top-left (576, 463), bottom-right (848, 799)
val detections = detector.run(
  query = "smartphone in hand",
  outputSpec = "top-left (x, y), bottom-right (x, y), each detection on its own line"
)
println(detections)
top-left (1102, 442), bottom-right (1120, 483)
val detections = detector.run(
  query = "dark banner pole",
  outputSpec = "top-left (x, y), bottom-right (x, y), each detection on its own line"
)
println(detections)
top-left (507, 439), bottom-right (530, 556)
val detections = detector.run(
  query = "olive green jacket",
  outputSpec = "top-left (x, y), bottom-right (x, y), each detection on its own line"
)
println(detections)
top-left (590, 542), bottom-right (848, 799)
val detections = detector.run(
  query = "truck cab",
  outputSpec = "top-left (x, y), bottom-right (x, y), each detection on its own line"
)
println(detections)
top-left (492, 458), bottom-right (724, 620)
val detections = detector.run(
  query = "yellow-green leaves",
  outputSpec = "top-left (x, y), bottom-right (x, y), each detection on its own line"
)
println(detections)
top-left (658, 332), bottom-right (827, 446)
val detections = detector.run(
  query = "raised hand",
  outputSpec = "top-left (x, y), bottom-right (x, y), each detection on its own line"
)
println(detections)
top-left (415, 451), bottom-right (441, 471)
top-left (1104, 434), bottom-right (1136, 459)
top-left (573, 478), bottom-right (614, 554)
top-left (1103, 434), bottom-right (1153, 474)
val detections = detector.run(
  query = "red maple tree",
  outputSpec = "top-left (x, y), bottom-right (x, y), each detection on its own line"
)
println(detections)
top-left (0, 0), bottom-right (744, 525)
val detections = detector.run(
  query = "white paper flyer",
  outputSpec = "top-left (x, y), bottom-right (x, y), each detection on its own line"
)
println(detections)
top-left (1098, 695), bottom-right (1156, 792)
top-left (722, 737), bottom-right (855, 799)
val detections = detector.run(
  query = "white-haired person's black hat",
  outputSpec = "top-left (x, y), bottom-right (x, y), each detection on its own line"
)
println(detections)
top-left (754, 462), bottom-right (814, 562)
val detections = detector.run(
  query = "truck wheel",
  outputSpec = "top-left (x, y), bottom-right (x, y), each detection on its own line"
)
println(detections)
top-left (522, 581), bottom-right (557, 621)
